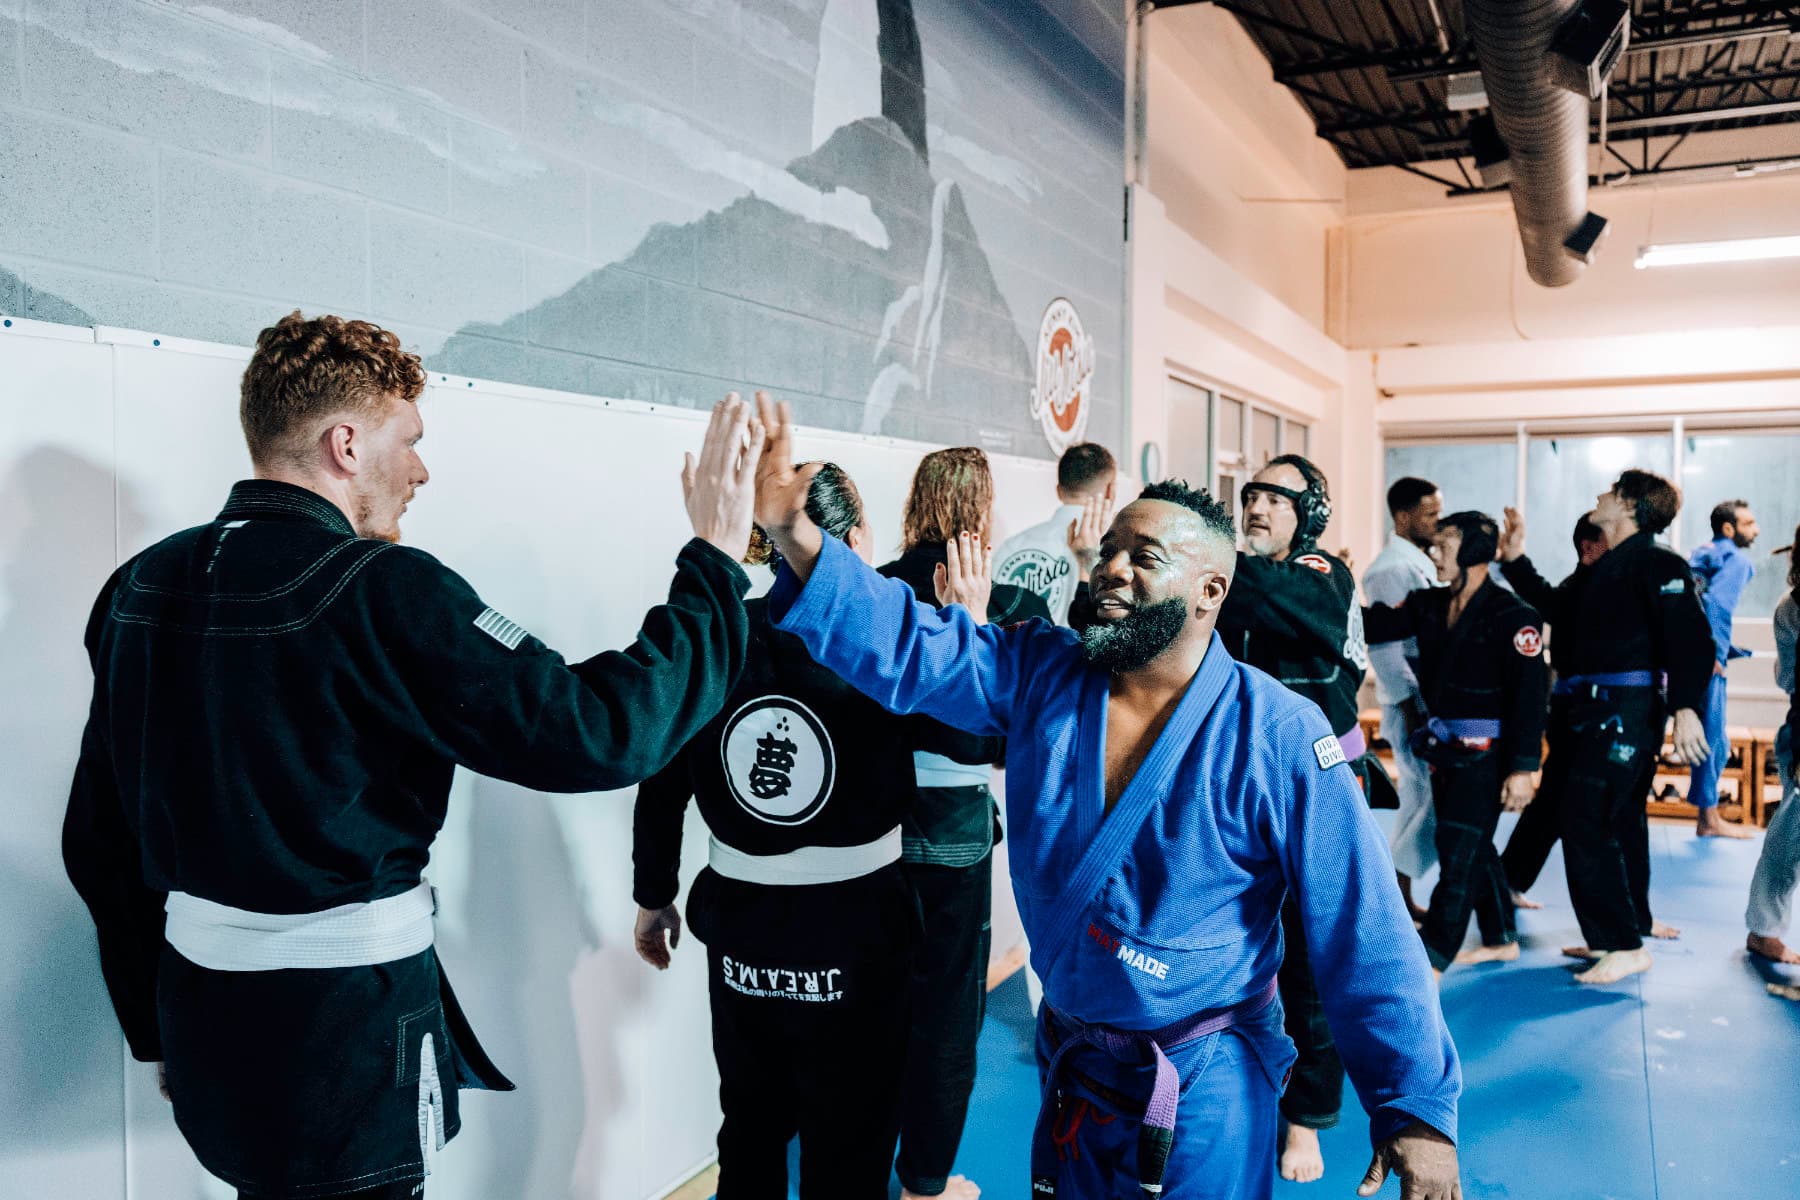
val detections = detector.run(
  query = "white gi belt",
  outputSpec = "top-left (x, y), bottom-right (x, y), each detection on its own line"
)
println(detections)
top-left (708, 826), bottom-right (902, 887)
top-left (164, 880), bottom-right (436, 971)
top-left (912, 750), bottom-right (992, 789)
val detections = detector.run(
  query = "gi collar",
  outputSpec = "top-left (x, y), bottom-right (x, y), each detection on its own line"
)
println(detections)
top-left (218, 480), bottom-right (357, 538)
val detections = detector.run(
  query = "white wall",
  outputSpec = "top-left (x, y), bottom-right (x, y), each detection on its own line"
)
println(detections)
top-left (1125, 3), bottom-right (1382, 571)
top-left (0, 316), bottom-right (1057, 1200)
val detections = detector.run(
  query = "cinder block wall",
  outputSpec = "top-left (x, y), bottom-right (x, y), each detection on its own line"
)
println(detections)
top-left (0, 0), bottom-right (1126, 458)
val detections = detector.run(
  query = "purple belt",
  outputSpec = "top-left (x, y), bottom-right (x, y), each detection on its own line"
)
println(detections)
top-left (1554, 670), bottom-right (1662, 697)
top-left (1338, 725), bottom-right (1367, 761)
top-left (1432, 717), bottom-right (1501, 741)
top-left (1030, 977), bottom-right (1279, 1197)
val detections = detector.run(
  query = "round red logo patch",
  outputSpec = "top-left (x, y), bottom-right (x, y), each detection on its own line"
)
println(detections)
top-left (1295, 553), bottom-right (1332, 575)
top-left (1513, 626), bottom-right (1543, 657)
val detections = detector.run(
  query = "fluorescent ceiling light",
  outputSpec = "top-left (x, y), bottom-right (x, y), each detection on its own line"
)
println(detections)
top-left (1634, 235), bottom-right (1800, 268)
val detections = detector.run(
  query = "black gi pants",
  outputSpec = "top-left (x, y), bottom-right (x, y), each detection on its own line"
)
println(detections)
top-left (1420, 753), bottom-right (1516, 970)
top-left (1507, 697), bottom-right (1657, 932)
top-left (1276, 894), bottom-right (1342, 1129)
top-left (1502, 697), bottom-right (1570, 895)
top-left (692, 867), bottom-right (918, 1200)
top-left (895, 853), bottom-right (993, 1196)
top-left (1561, 689), bottom-right (1664, 952)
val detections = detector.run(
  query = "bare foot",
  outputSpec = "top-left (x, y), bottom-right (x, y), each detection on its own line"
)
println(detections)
top-left (1510, 890), bottom-right (1544, 910)
top-left (1574, 947), bottom-right (1653, 984)
top-left (1454, 942), bottom-right (1521, 965)
top-left (1562, 945), bottom-right (1601, 961)
top-left (1697, 811), bottom-right (1756, 839)
top-left (1649, 921), bottom-right (1681, 940)
top-left (1280, 1123), bottom-right (1325, 1183)
top-left (1770, 981), bottom-right (1800, 1001)
top-left (1748, 933), bottom-right (1800, 964)
top-left (905, 1179), bottom-right (980, 1200)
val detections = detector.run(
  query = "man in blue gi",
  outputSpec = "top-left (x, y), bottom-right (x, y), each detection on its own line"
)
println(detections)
top-left (749, 396), bottom-right (1461, 1200)
top-left (1688, 499), bottom-right (1760, 839)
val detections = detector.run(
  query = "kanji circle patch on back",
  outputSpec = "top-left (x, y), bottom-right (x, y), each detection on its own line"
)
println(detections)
top-left (720, 696), bottom-right (836, 825)
top-left (1295, 553), bottom-right (1332, 575)
top-left (1313, 735), bottom-right (1346, 770)
top-left (473, 607), bottom-right (530, 651)
top-left (1513, 626), bottom-right (1543, 657)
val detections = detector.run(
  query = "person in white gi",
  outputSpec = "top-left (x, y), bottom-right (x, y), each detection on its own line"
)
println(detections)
top-left (1748, 527), bottom-right (1800, 967)
top-left (1362, 477), bottom-right (1443, 919)
top-left (994, 442), bottom-right (1117, 626)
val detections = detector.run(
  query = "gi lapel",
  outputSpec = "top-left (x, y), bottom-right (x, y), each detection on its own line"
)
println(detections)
top-left (1038, 638), bottom-right (1236, 982)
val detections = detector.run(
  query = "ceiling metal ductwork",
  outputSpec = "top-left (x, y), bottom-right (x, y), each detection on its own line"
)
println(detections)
top-left (1463, 0), bottom-right (1618, 287)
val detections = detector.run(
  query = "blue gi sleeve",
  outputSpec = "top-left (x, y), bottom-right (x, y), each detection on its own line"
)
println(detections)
top-left (767, 533), bottom-right (1040, 737)
top-left (1272, 706), bottom-right (1462, 1147)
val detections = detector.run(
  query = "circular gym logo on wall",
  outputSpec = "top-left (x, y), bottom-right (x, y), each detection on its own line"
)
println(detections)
top-left (720, 696), bottom-right (836, 826)
top-left (1030, 298), bottom-right (1095, 455)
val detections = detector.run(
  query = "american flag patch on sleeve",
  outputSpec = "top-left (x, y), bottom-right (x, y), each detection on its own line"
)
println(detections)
top-left (473, 607), bottom-right (530, 651)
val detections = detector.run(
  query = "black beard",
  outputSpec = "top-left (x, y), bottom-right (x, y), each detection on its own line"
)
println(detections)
top-left (1079, 598), bottom-right (1189, 672)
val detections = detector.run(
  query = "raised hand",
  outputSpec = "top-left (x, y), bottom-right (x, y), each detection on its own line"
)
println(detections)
top-left (633, 905), bottom-right (682, 970)
top-left (934, 531), bottom-right (994, 624)
top-left (1067, 493), bottom-right (1113, 574)
top-left (752, 392), bottom-right (826, 577)
top-left (1499, 507), bottom-right (1526, 563)
top-left (682, 393), bottom-right (766, 560)
top-left (1359, 1121), bottom-right (1461, 1200)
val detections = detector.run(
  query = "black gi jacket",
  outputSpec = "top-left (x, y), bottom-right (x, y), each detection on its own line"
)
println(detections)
top-left (1498, 531), bottom-right (1713, 713)
top-left (878, 544), bottom-right (1046, 860)
top-left (1500, 559), bottom-right (1591, 673)
top-left (631, 596), bottom-right (995, 910)
top-left (1216, 548), bottom-right (1368, 738)
top-left (1365, 580), bottom-right (1550, 776)
top-left (62, 480), bottom-right (751, 1193)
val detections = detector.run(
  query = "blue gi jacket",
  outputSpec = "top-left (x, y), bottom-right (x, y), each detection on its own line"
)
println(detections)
top-left (1689, 536), bottom-right (1754, 664)
top-left (770, 535), bottom-right (1461, 1146)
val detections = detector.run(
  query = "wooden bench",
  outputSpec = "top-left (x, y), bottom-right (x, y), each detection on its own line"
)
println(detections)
top-left (1647, 724), bottom-right (1756, 824)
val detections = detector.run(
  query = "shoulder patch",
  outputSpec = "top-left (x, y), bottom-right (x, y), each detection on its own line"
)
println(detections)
top-left (473, 607), bottom-right (530, 651)
top-left (1295, 553), bottom-right (1332, 575)
top-left (1313, 734), bottom-right (1346, 770)
top-left (1660, 579), bottom-right (1686, 595)
top-left (1513, 626), bottom-right (1543, 657)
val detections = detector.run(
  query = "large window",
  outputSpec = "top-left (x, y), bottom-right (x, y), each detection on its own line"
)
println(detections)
top-left (1682, 431), bottom-right (1800, 618)
top-left (1162, 376), bottom-right (1310, 519)
top-left (1524, 433), bottom-right (1674, 584)
top-left (1384, 441), bottom-right (1518, 531)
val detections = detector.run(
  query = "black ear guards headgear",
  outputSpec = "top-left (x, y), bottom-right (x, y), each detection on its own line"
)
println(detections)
top-left (1440, 511), bottom-right (1500, 569)
top-left (1240, 455), bottom-right (1332, 553)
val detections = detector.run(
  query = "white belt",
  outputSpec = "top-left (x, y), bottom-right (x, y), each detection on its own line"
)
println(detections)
top-left (912, 751), bottom-right (992, 789)
top-left (708, 827), bottom-right (902, 887)
top-left (164, 880), bottom-right (437, 971)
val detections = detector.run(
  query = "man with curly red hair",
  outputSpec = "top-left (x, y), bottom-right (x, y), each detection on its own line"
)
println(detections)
top-left (62, 311), bottom-right (766, 1199)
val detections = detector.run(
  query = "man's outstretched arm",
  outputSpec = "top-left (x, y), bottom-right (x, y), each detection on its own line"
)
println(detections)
top-left (1272, 708), bottom-right (1462, 1194)
top-left (755, 394), bottom-right (1036, 738)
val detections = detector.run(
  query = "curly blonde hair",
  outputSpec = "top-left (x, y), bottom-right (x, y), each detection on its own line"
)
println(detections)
top-left (900, 447), bottom-right (993, 551)
top-left (240, 311), bottom-right (425, 466)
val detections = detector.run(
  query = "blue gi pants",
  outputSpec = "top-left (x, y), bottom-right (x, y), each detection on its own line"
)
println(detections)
top-left (1033, 994), bottom-right (1295, 1199)
top-left (1687, 671), bottom-right (1730, 809)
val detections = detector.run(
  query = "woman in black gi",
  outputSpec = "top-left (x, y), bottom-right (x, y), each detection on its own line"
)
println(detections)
top-left (630, 462), bottom-right (997, 1200)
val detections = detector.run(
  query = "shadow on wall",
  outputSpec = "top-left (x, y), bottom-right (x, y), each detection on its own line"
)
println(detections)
top-left (0, 448), bottom-right (144, 1157)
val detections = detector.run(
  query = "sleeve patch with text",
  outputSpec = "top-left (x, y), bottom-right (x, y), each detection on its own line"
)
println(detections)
top-left (1313, 735), bottom-right (1347, 770)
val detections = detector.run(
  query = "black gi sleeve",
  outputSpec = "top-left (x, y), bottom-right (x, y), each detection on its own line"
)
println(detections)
top-left (1223, 551), bottom-right (1355, 653)
top-left (1498, 556), bottom-right (1558, 616)
top-left (1363, 590), bottom-right (1426, 645)
top-left (1499, 607), bottom-right (1550, 774)
top-left (1645, 553), bottom-right (1717, 714)
top-left (631, 755), bottom-right (693, 910)
top-left (369, 537), bottom-right (752, 793)
top-left (62, 570), bottom-right (167, 1063)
